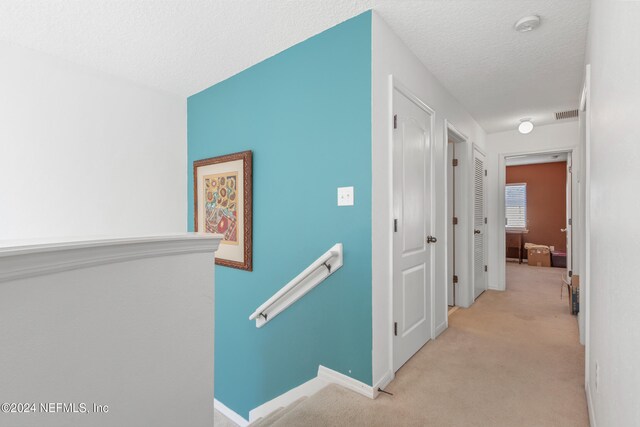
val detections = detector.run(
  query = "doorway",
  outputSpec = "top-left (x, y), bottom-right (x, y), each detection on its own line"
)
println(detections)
top-left (500, 150), bottom-right (574, 287)
top-left (392, 84), bottom-right (434, 372)
top-left (446, 125), bottom-right (466, 308)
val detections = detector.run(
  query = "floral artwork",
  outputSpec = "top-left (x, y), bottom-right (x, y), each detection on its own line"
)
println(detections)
top-left (194, 150), bottom-right (252, 271)
top-left (204, 172), bottom-right (238, 244)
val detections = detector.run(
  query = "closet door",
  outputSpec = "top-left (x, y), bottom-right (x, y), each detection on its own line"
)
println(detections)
top-left (473, 149), bottom-right (487, 299)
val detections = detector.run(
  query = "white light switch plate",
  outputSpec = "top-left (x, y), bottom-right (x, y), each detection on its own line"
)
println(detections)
top-left (337, 186), bottom-right (354, 206)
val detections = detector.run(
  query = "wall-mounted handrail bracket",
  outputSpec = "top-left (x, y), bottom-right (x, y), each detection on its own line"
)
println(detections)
top-left (249, 243), bottom-right (343, 327)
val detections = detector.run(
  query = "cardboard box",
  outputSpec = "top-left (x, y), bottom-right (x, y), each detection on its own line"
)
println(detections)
top-left (527, 246), bottom-right (551, 267)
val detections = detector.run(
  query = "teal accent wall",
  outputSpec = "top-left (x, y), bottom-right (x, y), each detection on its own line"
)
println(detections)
top-left (187, 12), bottom-right (372, 418)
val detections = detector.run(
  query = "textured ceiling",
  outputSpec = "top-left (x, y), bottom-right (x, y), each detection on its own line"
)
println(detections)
top-left (374, 0), bottom-right (590, 132)
top-left (0, 1), bottom-right (590, 133)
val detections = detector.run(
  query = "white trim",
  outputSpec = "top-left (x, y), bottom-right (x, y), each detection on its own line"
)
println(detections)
top-left (429, 112), bottom-right (436, 340)
top-left (497, 147), bottom-right (576, 291)
top-left (446, 121), bottom-right (468, 144)
top-left (373, 369), bottom-right (394, 392)
top-left (248, 365), bottom-right (378, 423)
top-left (434, 320), bottom-right (447, 338)
top-left (384, 73), bottom-right (395, 383)
top-left (443, 117), bottom-right (451, 316)
top-left (393, 78), bottom-right (436, 116)
top-left (454, 136), bottom-right (475, 308)
top-left (444, 120), bottom-right (470, 312)
top-left (497, 154), bottom-right (508, 291)
top-left (581, 63), bottom-right (592, 389)
top-left (586, 382), bottom-right (596, 427)
top-left (0, 233), bottom-right (222, 284)
top-left (248, 375), bottom-right (328, 422)
top-left (215, 399), bottom-right (249, 427)
top-left (472, 142), bottom-right (487, 157)
top-left (318, 365), bottom-right (378, 399)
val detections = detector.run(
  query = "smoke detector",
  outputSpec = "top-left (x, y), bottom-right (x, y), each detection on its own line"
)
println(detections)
top-left (514, 15), bottom-right (541, 32)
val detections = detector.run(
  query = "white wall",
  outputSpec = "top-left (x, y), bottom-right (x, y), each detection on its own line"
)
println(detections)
top-left (371, 12), bottom-right (486, 386)
top-left (0, 235), bottom-right (219, 427)
top-left (0, 42), bottom-right (186, 240)
top-left (584, 0), bottom-right (640, 425)
top-left (485, 121), bottom-right (579, 291)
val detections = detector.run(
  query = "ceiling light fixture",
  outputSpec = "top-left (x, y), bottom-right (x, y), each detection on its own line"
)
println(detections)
top-left (518, 119), bottom-right (534, 134)
top-left (514, 15), bottom-right (541, 33)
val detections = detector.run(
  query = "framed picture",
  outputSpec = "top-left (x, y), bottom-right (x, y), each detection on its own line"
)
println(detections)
top-left (194, 150), bottom-right (253, 271)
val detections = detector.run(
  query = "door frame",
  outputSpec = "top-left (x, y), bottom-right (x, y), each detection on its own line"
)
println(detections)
top-left (444, 121), bottom-right (469, 309)
top-left (389, 76), bottom-right (436, 372)
top-left (579, 63), bottom-right (591, 388)
top-left (497, 147), bottom-right (577, 291)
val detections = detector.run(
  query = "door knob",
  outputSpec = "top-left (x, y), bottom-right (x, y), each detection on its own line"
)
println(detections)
top-left (426, 236), bottom-right (437, 243)
top-left (474, 229), bottom-right (481, 234)
top-left (561, 228), bottom-right (567, 232)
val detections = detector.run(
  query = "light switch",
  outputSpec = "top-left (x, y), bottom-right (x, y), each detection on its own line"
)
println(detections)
top-left (337, 186), bottom-right (354, 206)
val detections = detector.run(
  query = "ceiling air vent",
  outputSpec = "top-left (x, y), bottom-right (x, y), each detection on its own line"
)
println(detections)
top-left (555, 109), bottom-right (579, 120)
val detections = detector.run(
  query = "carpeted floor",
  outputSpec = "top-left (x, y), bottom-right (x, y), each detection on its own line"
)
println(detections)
top-left (247, 263), bottom-right (589, 426)
top-left (215, 409), bottom-right (240, 427)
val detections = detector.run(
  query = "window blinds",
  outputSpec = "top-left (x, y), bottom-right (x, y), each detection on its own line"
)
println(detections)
top-left (505, 183), bottom-right (527, 229)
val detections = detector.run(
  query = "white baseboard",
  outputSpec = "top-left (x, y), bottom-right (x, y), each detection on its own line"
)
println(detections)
top-left (373, 369), bottom-right (394, 393)
top-left (434, 321), bottom-right (448, 338)
top-left (586, 383), bottom-right (597, 427)
top-left (215, 398), bottom-right (249, 427)
top-left (248, 375), bottom-right (328, 422)
top-left (248, 365), bottom-right (379, 422)
top-left (317, 365), bottom-right (377, 399)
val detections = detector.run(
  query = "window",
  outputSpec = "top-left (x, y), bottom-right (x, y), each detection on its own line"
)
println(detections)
top-left (505, 183), bottom-right (527, 229)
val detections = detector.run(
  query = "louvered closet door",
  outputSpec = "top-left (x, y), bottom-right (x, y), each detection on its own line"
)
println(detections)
top-left (473, 149), bottom-right (487, 300)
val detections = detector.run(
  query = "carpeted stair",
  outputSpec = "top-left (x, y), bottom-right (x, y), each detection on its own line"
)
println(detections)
top-left (250, 396), bottom-right (308, 426)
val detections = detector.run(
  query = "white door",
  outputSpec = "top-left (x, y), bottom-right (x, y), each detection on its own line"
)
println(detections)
top-left (473, 149), bottom-right (487, 300)
top-left (392, 88), bottom-right (433, 372)
top-left (565, 154), bottom-right (573, 276)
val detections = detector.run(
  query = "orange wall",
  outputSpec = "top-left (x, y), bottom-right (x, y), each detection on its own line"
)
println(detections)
top-left (506, 162), bottom-right (567, 257)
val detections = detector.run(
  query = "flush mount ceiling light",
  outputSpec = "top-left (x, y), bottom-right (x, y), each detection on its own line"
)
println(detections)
top-left (518, 119), bottom-right (534, 134)
top-left (514, 15), bottom-right (541, 32)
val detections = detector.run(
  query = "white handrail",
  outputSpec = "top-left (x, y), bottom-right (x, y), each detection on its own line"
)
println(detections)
top-left (249, 249), bottom-right (335, 318)
top-left (249, 243), bottom-right (343, 327)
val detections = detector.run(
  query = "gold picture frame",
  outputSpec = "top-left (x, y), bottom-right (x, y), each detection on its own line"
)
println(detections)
top-left (194, 150), bottom-right (253, 271)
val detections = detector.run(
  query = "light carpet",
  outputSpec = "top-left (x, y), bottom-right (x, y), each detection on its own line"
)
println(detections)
top-left (215, 409), bottom-right (241, 427)
top-left (248, 263), bottom-right (588, 426)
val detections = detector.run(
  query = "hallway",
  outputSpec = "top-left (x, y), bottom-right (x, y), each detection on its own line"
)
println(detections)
top-left (251, 263), bottom-right (588, 426)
